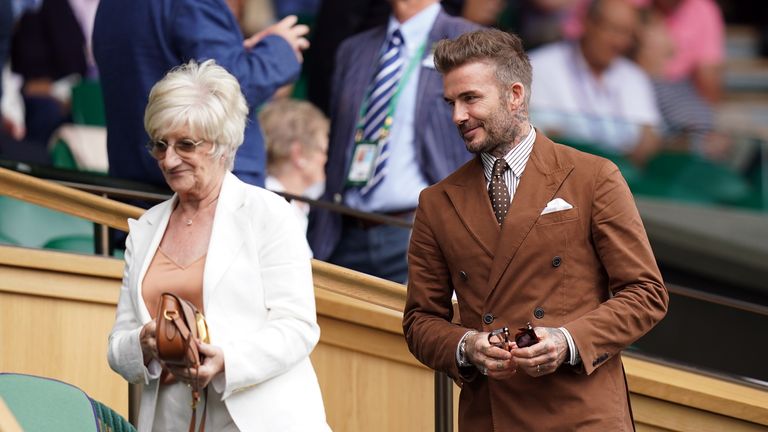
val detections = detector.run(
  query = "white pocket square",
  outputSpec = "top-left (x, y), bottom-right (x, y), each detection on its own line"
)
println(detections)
top-left (541, 198), bottom-right (573, 215)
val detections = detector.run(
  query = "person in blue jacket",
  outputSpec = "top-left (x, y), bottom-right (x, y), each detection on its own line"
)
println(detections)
top-left (93, 0), bottom-right (309, 188)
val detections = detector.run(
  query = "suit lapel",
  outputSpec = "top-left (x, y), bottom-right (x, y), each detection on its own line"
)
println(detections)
top-left (130, 199), bottom-right (174, 323)
top-left (414, 10), bottom-right (447, 131)
top-left (487, 135), bottom-right (574, 291)
top-left (203, 172), bottom-right (246, 306)
top-left (445, 158), bottom-right (498, 257)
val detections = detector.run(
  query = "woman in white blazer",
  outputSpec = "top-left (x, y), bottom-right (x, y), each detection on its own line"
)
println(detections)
top-left (107, 59), bottom-right (330, 431)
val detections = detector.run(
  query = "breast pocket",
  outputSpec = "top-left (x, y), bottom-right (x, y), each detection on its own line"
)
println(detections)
top-left (536, 207), bottom-right (580, 226)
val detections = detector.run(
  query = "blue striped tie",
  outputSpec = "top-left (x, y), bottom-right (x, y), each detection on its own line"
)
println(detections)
top-left (359, 29), bottom-right (404, 196)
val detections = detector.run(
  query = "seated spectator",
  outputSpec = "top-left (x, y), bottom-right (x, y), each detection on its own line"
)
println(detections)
top-left (635, 0), bottom-right (728, 159)
top-left (529, 0), bottom-right (662, 165)
top-left (260, 98), bottom-right (329, 237)
top-left (10, 0), bottom-right (98, 148)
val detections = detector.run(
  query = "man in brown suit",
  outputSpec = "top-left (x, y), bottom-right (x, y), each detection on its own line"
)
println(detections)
top-left (402, 29), bottom-right (669, 431)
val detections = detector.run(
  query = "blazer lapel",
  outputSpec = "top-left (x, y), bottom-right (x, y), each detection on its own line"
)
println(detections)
top-left (130, 199), bottom-right (174, 324)
top-left (445, 158), bottom-right (498, 257)
top-left (414, 10), bottom-right (447, 131)
top-left (203, 172), bottom-right (246, 306)
top-left (487, 134), bottom-right (574, 291)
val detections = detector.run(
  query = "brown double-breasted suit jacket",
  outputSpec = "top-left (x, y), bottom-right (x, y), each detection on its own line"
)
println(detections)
top-left (403, 132), bottom-right (669, 431)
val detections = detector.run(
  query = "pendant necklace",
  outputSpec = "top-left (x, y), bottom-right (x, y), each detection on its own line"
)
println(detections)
top-left (178, 196), bottom-right (219, 227)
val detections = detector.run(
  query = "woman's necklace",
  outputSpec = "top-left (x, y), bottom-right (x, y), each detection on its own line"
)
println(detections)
top-left (178, 196), bottom-right (219, 227)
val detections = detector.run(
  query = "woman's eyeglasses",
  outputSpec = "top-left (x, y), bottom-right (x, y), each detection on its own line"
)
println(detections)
top-left (145, 138), bottom-right (206, 160)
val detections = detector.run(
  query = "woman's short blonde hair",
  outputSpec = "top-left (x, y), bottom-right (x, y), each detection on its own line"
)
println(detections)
top-left (144, 59), bottom-right (248, 169)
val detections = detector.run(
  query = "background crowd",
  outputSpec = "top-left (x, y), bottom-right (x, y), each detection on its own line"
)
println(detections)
top-left (0, 0), bottom-right (766, 280)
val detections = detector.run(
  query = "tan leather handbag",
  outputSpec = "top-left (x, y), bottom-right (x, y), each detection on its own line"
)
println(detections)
top-left (156, 292), bottom-right (210, 432)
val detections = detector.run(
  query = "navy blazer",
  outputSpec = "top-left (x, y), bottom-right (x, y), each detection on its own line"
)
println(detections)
top-left (308, 9), bottom-right (480, 260)
top-left (93, 0), bottom-right (300, 187)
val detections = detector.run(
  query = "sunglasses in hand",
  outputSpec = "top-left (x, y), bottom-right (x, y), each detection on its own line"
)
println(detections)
top-left (487, 322), bottom-right (540, 350)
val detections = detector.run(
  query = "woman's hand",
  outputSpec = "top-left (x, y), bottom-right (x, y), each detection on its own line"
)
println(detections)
top-left (166, 342), bottom-right (225, 389)
top-left (139, 320), bottom-right (158, 365)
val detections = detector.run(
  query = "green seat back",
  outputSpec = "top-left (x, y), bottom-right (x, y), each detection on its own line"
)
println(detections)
top-left (91, 398), bottom-right (136, 432)
top-left (639, 152), bottom-right (754, 206)
top-left (0, 196), bottom-right (93, 249)
top-left (0, 374), bottom-right (99, 432)
top-left (71, 80), bottom-right (106, 127)
top-left (43, 234), bottom-right (95, 254)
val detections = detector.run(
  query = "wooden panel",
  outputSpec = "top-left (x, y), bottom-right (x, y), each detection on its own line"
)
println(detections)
top-left (0, 291), bottom-right (127, 417)
top-left (624, 355), bottom-right (768, 426)
top-left (312, 343), bottom-right (433, 432)
top-left (632, 393), bottom-right (768, 432)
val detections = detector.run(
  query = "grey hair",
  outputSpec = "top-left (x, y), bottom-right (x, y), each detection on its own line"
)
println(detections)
top-left (144, 59), bottom-right (248, 169)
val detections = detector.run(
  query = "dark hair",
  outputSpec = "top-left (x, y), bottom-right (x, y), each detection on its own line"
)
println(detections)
top-left (433, 28), bottom-right (532, 104)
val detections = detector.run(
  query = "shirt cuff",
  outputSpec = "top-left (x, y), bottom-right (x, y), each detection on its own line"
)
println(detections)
top-left (456, 330), bottom-right (477, 367)
top-left (558, 327), bottom-right (581, 365)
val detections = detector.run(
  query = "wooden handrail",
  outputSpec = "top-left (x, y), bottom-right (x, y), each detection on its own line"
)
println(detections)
top-left (0, 167), bottom-right (141, 231)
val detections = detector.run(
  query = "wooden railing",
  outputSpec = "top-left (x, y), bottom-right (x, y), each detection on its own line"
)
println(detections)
top-left (1, 166), bottom-right (767, 431)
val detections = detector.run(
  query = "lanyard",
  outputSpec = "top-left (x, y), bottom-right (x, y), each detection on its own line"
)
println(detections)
top-left (355, 38), bottom-right (428, 142)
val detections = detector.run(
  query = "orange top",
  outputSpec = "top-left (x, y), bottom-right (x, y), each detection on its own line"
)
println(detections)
top-left (142, 249), bottom-right (206, 318)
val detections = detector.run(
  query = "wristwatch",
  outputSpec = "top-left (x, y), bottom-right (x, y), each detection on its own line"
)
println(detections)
top-left (458, 331), bottom-right (477, 367)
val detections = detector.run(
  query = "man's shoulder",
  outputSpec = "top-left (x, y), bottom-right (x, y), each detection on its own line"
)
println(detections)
top-left (420, 157), bottom-right (478, 198)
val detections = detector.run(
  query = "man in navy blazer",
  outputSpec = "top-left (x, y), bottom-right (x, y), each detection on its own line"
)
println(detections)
top-left (93, 0), bottom-right (308, 188)
top-left (308, 0), bottom-right (479, 283)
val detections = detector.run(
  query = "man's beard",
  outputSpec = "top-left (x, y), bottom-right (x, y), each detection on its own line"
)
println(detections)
top-left (460, 106), bottom-right (520, 156)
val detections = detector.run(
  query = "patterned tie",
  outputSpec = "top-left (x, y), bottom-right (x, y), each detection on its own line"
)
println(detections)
top-left (359, 29), bottom-right (404, 195)
top-left (489, 158), bottom-right (511, 224)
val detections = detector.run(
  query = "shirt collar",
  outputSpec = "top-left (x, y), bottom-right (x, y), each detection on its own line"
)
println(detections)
top-left (386, 3), bottom-right (441, 54)
top-left (481, 126), bottom-right (536, 182)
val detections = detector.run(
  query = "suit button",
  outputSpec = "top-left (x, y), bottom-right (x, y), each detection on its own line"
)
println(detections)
top-left (482, 313), bottom-right (494, 325)
top-left (333, 193), bottom-right (342, 204)
top-left (459, 271), bottom-right (468, 281)
top-left (552, 256), bottom-right (562, 267)
top-left (533, 307), bottom-right (545, 319)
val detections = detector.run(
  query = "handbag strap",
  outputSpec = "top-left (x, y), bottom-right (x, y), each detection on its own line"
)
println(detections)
top-left (188, 387), bottom-right (208, 432)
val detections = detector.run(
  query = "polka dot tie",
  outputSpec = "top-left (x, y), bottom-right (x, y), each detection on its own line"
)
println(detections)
top-left (489, 158), bottom-right (510, 225)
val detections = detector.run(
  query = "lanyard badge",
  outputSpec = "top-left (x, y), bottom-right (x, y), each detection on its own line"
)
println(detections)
top-left (345, 39), bottom-right (427, 187)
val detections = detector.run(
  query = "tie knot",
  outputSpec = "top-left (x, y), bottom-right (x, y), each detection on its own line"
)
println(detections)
top-left (492, 158), bottom-right (508, 177)
top-left (390, 30), bottom-right (403, 47)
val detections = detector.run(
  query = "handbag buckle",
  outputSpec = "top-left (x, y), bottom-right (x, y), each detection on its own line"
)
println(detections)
top-left (163, 309), bottom-right (178, 320)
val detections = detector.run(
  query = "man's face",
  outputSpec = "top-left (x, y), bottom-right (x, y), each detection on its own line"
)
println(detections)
top-left (443, 61), bottom-right (521, 155)
top-left (581, 0), bottom-right (639, 72)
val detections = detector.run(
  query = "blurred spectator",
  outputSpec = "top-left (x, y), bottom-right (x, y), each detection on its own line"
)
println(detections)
top-left (308, 0), bottom-right (478, 283)
top-left (530, 0), bottom-right (662, 165)
top-left (93, 0), bottom-right (309, 189)
top-left (635, 0), bottom-right (729, 158)
top-left (518, 0), bottom-right (581, 48)
top-left (260, 98), bottom-right (329, 237)
top-left (9, 0), bottom-right (97, 148)
top-left (460, 0), bottom-right (506, 26)
top-left (1, 0), bottom-right (11, 106)
top-left (273, 0), bottom-right (322, 19)
top-left (1, 0), bottom-right (50, 165)
top-left (306, 0), bottom-right (391, 115)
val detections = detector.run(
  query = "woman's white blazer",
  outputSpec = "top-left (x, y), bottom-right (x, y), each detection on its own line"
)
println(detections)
top-left (107, 172), bottom-right (330, 431)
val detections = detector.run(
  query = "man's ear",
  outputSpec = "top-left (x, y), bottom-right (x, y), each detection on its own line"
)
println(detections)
top-left (506, 82), bottom-right (526, 111)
